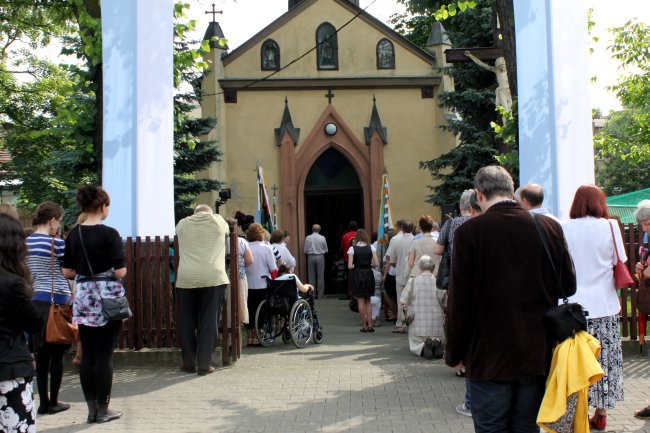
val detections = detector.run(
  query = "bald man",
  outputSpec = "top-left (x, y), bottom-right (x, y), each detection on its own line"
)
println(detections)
top-left (304, 224), bottom-right (328, 298)
top-left (515, 183), bottom-right (560, 222)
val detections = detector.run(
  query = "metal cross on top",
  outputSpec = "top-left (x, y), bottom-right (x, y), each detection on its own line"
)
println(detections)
top-left (205, 3), bottom-right (223, 22)
top-left (325, 89), bottom-right (335, 104)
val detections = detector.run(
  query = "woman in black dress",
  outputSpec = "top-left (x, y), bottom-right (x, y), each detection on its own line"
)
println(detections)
top-left (347, 229), bottom-right (378, 332)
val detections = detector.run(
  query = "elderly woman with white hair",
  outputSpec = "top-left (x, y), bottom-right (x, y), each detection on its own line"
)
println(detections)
top-left (399, 255), bottom-right (446, 359)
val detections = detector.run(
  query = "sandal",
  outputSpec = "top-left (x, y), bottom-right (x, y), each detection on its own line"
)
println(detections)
top-left (392, 327), bottom-right (406, 334)
top-left (360, 327), bottom-right (368, 332)
top-left (635, 406), bottom-right (650, 419)
top-left (367, 327), bottom-right (375, 333)
top-left (589, 413), bottom-right (606, 431)
top-left (455, 369), bottom-right (466, 378)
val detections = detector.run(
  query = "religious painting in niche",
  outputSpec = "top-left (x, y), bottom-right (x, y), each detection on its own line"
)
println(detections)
top-left (376, 39), bottom-right (395, 69)
top-left (261, 39), bottom-right (280, 71)
top-left (316, 23), bottom-right (338, 70)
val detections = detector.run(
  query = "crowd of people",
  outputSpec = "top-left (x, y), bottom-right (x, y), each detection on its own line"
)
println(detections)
top-left (1, 168), bottom-right (650, 432)
top-left (335, 166), bottom-right (650, 431)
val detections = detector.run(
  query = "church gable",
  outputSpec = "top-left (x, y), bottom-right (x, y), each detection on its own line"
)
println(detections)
top-left (222, 0), bottom-right (436, 80)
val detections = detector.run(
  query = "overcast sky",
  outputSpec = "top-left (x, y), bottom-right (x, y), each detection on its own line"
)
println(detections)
top-left (186, 0), bottom-right (650, 114)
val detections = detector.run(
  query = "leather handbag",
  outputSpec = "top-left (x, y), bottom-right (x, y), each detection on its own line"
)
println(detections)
top-left (609, 220), bottom-right (634, 289)
top-left (78, 226), bottom-right (132, 321)
top-left (402, 278), bottom-right (416, 325)
top-left (533, 215), bottom-right (588, 342)
top-left (45, 238), bottom-right (78, 345)
top-left (436, 244), bottom-right (451, 291)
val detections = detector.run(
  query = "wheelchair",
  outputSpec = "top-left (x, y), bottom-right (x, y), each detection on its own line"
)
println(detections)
top-left (254, 276), bottom-right (323, 348)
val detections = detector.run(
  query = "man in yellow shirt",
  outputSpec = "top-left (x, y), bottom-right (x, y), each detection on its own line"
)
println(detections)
top-left (176, 204), bottom-right (230, 375)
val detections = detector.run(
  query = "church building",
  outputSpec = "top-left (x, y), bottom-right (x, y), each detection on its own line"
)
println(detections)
top-left (199, 0), bottom-right (456, 278)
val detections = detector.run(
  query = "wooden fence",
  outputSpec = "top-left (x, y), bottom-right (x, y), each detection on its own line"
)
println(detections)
top-left (113, 221), bottom-right (648, 356)
top-left (117, 221), bottom-right (240, 365)
top-left (620, 222), bottom-right (649, 340)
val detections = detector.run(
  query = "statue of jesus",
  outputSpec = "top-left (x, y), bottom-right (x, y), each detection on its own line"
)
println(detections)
top-left (464, 50), bottom-right (512, 115)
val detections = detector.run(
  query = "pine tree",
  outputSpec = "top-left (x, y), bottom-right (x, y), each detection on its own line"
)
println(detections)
top-left (173, 6), bottom-right (222, 222)
top-left (394, 0), bottom-right (501, 207)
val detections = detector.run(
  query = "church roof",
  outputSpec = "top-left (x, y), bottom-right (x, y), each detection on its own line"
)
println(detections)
top-left (427, 22), bottom-right (451, 46)
top-left (364, 97), bottom-right (387, 145)
top-left (203, 21), bottom-right (229, 50)
top-left (222, 0), bottom-right (435, 66)
top-left (274, 98), bottom-right (301, 145)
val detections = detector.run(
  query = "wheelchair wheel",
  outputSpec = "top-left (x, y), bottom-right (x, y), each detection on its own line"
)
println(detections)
top-left (255, 299), bottom-right (280, 347)
top-left (313, 329), bottom-right (323, 344)
top-left (289, 299), bottom-right (313, 348)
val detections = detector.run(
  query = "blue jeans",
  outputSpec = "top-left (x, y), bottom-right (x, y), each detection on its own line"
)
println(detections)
top-left (469, 376), bottom-right (545, 433)
top-left (465, 378), bottom-right (471, 410)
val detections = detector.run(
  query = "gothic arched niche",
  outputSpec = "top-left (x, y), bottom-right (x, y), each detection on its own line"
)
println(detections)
top-left (261, 39), bottom-right (280, 71)
top-left (316, 23), bottom-right (338, 70)
top-left (376, 39), bottom-right (395, 69)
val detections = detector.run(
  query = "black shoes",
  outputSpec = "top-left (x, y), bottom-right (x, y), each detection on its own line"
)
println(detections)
top-left (423, 338), bottom-right (434, 359)
top-left (38, 402), bottom-right (71, 415)
top-left (432, 338), bottom-right (444, 359)
top-left (96, 409), bottom-right (122, 423)
top-left (179, 364), bottom-right (196, 374)
top-left (197, 366), bottom-right (215, 376)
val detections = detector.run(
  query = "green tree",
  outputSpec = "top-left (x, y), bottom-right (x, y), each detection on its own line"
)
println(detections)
top-left (172, 3), bottom-right (221, 222)
top-left (1, 1), bottom-right (222, 224)
top-left (393, 0), bottom-right (500, 206)
top-left (596, 20), bottom-right (650, 161)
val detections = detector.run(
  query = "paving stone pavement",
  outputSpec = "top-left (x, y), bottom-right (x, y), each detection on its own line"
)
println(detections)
top-left (36, 298), bottom-right (650, 433)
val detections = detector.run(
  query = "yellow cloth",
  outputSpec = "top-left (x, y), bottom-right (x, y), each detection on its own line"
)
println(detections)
top-left (537, 331), bottom-right (604, 433)
top-left (175, 212), bottom-right (230, 288)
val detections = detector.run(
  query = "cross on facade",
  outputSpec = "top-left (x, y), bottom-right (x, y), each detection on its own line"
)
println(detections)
top-left (205, 3), bottom-right (223, 22)
top-left (325, 89), bottom-right (335, 104)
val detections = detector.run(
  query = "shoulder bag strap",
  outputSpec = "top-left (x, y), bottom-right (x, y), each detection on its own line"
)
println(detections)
top-left (77, 225), bottom-right (95, 278)
top-left (608, 220), bottom-right (622, 263)
top-left (50, 237), bottom-right (55, 304)
top-left (532, 214), bottom-right (565, 302)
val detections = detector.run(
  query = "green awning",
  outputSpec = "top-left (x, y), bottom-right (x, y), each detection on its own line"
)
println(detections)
top-left (606, 188), bottom-right (650, 224)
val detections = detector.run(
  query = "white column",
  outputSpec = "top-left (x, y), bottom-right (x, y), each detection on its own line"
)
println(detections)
top-left (514, 0), bottom-right (595, 219)
top-left (102, 0), bottom-right (175, 237)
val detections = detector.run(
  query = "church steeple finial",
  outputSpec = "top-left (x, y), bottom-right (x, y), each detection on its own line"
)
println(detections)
top-left (364, 96), bottom-right (388, 145)
top-left (275, 98), bottom-right (300, 145)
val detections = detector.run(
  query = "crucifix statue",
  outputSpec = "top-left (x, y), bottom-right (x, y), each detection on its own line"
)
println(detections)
top-left (464, 51), bottom-right (512, 115)
top-left (205, 3), bottom-right (223, 22)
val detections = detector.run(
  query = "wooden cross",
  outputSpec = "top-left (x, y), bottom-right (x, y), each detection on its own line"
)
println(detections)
top-left (325, 89), bottom-right (335, 104)
top-left (445, 47), bottom-right (504, 64)
top-left (205, 3), bottom-right (223, 22)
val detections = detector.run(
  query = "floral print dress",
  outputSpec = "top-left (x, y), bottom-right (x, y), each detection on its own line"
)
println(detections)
top-left (0, 378), bottom-right (35, 433)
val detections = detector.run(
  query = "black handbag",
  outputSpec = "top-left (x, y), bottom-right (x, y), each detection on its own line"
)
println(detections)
top-left (78, 226), bottom-right (132, 321)
top-left (533, 215), bottom-right (587, 342)
top-left (436, 249), bottom-right (451, 291)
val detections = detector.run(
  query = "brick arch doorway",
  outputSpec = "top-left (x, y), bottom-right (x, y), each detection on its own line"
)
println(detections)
top-left (303, 148), bottom-right (364, 294)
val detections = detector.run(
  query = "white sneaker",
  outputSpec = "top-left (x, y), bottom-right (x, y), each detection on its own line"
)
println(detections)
top-left (455, 403), bottom-right (472, 417)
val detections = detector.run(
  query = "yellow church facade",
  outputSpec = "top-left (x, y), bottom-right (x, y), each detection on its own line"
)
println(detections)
top-left (200, 0), bottom-right (456, 273)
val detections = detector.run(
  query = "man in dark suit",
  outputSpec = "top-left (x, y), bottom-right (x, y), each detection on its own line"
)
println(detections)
top-left (445, 166), bottom-right (576, 432)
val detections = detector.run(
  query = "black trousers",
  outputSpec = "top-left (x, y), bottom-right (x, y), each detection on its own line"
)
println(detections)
top-left (177, 285), bottom-right (226, 370)
top-left (78, 321), bottom-right (121, 405)
top-left (32, 301), bottom-right (70, 408)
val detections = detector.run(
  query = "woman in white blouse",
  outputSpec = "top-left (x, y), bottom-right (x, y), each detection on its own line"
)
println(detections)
top-left (562, 185), bottom-right (626, 431)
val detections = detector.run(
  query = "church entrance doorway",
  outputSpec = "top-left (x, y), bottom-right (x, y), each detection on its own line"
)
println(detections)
top-left (304, 148), bottom-right (364, 295)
